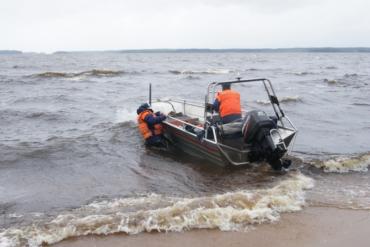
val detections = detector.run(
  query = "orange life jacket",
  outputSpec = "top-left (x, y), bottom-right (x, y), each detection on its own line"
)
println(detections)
top-left (216, 89), bottom-right (241, 118)
top-left (137, 110), bottom-right (163, 140)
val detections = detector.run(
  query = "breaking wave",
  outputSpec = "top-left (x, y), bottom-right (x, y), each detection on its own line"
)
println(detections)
top-left (291, 71), bottom-right (314, 76)
top-left (115, 108), bottom-right (138, 123)
top-left (344, 73), bottom-right (358, 78)
top-left (30, 69), bottom-right (126, 79)
top-left (0, 173), bottom-right (313, 247)
top-left (309, 152), bottom-right (370, 173)
top-left (185, 75), bottom-right (201, 80)
top-left (323, 78), bottom-right (337, 84)
top-left (24, 111), bottom-right (64, 121)
top-left (256, 96), bottom-right (302, 105)
top-left (0, 109), bottom-right (66, 123)
top-left (324, 73), bottom-right (368, 88)
top-left (352, 102), bottom-right (370, 107)
top-left (169, 69), bottom-right (233, 75)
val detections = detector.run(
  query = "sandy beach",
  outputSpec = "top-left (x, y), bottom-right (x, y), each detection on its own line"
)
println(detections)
top-left (54, 206), bottom-right (370, 247)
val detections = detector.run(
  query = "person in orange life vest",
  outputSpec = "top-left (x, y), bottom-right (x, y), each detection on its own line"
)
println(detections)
top-left (212, 83), bottom-right (242, 124)
top-left (136, 103), bottom-right (167, 147)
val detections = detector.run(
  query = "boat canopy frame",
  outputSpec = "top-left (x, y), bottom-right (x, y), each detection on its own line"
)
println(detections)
top-left (205, 78), bottom-right (296, 131)
top-left (150, 78), bottom-right (297, 166)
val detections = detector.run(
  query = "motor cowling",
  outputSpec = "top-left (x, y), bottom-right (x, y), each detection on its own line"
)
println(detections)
top-left (242, 110), bottom-right (289, 170)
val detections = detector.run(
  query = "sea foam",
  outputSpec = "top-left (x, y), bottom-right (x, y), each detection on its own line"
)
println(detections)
top-left (309, 152), bottom-right (370, 173)
top-left (0, 173), bottom-right (313, 247)
top-left (255, 96), bottom-right (302, 105)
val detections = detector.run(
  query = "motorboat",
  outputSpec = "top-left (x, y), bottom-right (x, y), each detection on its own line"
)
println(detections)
top-left (150, 78), bottom-right (297, 170)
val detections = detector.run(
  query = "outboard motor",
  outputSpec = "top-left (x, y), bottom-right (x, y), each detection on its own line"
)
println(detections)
top-left (242, 110), bottom-right (290, 170)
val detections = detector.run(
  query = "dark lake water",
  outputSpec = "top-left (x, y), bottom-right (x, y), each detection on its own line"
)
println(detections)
top-left (0, 52), bottom-right (369, 246)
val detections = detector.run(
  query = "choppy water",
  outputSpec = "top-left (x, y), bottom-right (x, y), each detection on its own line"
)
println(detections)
top-left (0, 52), bottom-right (370, 246)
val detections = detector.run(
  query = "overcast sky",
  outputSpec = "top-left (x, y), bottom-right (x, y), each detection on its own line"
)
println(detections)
top-left (1, 0), bottom-right (370, 52)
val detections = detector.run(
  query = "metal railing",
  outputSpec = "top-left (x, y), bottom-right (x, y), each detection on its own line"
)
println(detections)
top-left (152, 78), bottom-right (297, 166)
top-left (205, 78), bottom-right (297, 131)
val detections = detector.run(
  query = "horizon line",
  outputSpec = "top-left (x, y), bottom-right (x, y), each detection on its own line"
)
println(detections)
top-left (2, 47), bottom-right (370, 54)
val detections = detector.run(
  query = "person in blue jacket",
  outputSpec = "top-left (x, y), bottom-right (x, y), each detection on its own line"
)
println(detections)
top-left (136, 103), bottom-right (167, 147)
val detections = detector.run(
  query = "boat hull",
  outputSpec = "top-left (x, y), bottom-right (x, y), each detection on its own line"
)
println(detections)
top-left (163, 123), bottom-right (230, 167)
top-left (162, 122), bottom-right (296, 168)
top-left (149, 78), bottom-right (298, 169)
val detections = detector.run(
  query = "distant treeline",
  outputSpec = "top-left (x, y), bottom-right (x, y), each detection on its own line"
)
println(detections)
top-left (115, 48), bottom-right (370, 53)
top-left (3, 48), bottom-right (370, 54)
top-left (54, 47), bottom-right (370, 54)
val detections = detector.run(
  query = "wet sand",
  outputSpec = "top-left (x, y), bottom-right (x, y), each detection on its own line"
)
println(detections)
top-left (54, 206), bottom-right (370, 247)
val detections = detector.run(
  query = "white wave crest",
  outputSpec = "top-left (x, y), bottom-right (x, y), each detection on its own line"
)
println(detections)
top-left (115, 108), bottom-right (137, 123)
top-left (31, 69), bottom-right (126, 79)
top-left (291, 71), bottom-right (314, 76)
top-left (0, 173), bottom-right (313, 247)
top-left (310, 153), bottom-right (370, 173)
top-left (256, 96), bottom-right (302, 105)
top-left (323, 78), bottom-right (337, 84)
top-left (169, 69), bottom-right (233, 75)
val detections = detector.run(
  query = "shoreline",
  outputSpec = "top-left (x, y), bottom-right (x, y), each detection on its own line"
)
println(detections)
top-left (54, 206), bottom-right (370, 247)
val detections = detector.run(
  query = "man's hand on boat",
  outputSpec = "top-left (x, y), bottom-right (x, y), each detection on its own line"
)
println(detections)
top-left (155, 111), bottom-right (167, 120)
top-left (206, 103), bottom-right (214, 113)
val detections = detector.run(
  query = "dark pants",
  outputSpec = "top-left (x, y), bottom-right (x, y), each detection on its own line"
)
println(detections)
top-left (221, 114), bottom-right (242, 124)
top-left (145, 135), bottom-right (167, 148)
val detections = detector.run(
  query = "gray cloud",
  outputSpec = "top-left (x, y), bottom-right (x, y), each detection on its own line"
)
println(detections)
top-left (1, 0), bottom-right (369, 52)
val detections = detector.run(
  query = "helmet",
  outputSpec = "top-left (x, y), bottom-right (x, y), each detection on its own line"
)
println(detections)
top-left (140, 103), bottom-right (150, 109)
top-left (222, 83), bottom-right (231, 90)
top-left (137, 103), bottom-right (150, 115)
